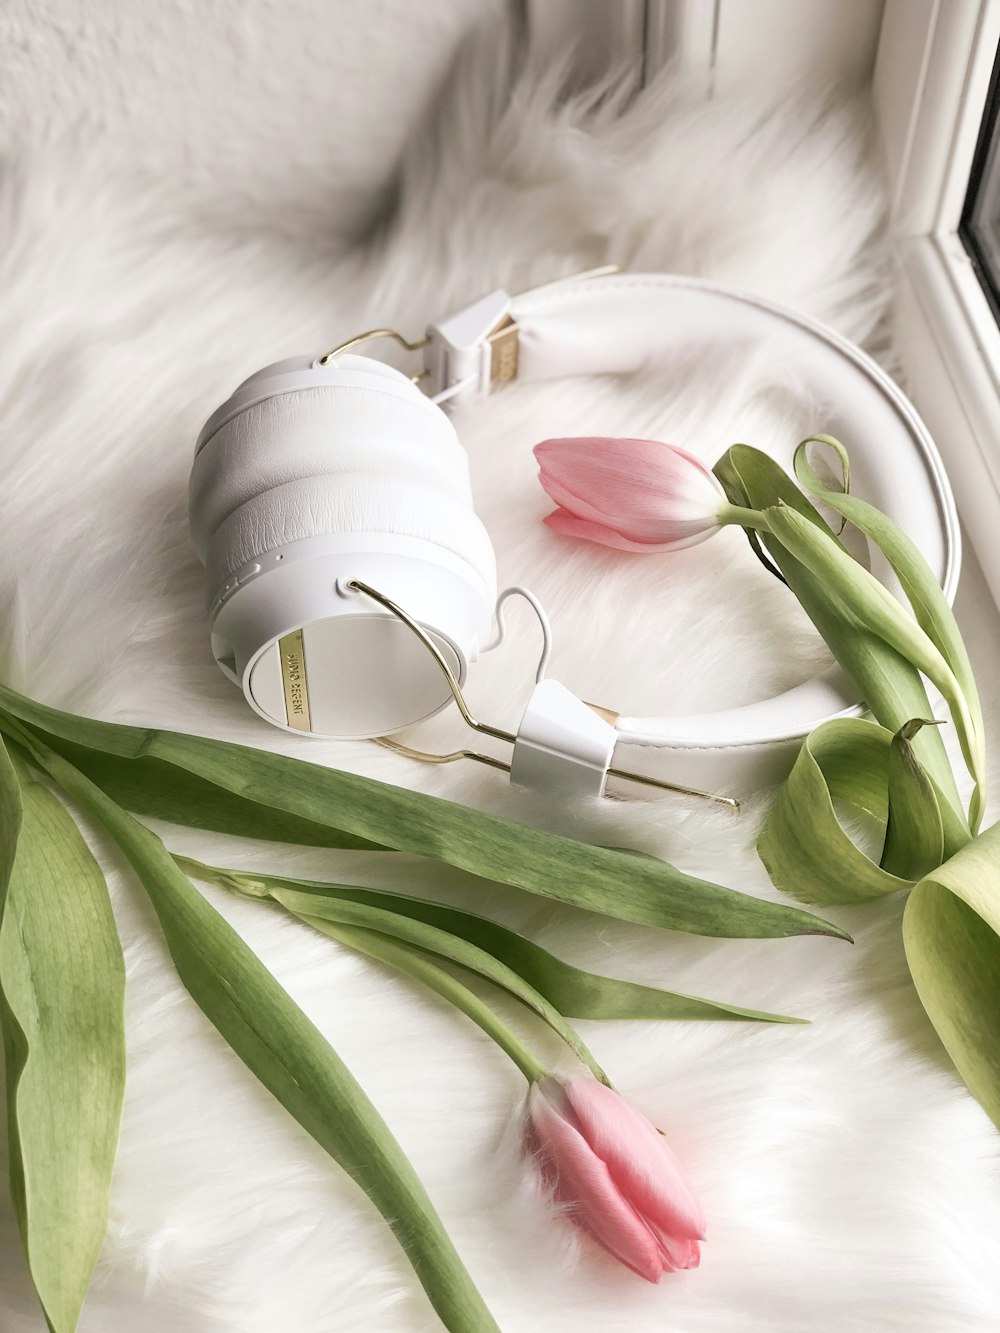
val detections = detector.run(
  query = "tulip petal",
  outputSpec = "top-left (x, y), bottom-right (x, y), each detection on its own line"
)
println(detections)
top-left (528, 1084), bottom-right (664, 1282)
top-left (536, 470), bottom-right (638, 530)
top-left (535, 437), bottom-right (726, 544)
top-left (563, 1078), bottom-right (707, 1241)
top-left (652, 1226), bottom-right (701, 1272)
top-left (543, 508), bottom-right (718, 554)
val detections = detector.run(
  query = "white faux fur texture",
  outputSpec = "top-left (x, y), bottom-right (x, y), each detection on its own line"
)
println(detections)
top-left (2, 21), bottom-right (1000, 1333)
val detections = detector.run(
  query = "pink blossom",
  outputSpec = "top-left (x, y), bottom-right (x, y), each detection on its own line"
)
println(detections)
top-left (534, 436), bottom-right (728, 552)
top-left (525, 1075), bottom-right (705, 1281)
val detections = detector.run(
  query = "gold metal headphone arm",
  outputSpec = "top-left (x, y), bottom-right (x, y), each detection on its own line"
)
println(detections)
top-left (316, 328), bottom-right (430, 367)
top-left (316, 263), bottom-right (620, 382)
top-left (347, 580), bottom-right (738, 809)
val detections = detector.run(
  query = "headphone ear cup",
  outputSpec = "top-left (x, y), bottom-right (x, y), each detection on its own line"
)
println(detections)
top-left (189, 360), bottom-right (473, 567)
top-left (204, 471), bottom-right (497, 601)
top-left (190, 355), bottom-right (498, 738)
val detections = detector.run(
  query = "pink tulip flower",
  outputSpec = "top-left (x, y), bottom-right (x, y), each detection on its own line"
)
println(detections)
top-left (534, 436), bottom-right (729, 552)
top-left (525, 1075), bottom-right (705, 1281)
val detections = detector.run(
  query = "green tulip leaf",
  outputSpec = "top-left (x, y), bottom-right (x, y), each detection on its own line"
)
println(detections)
top-left (181, 857), bottom-right (805, 1027)
top-left (880, 720), bottom-right (945, 881)
top-left (1, 750), bottom-right (126, 1333)
top-left (793, 437), bottom-right (983, 734)
top-left (0, 736), bottom-right (20, 895)
top-left (715, 441), bottom-right (835, 530)
top-left (793, 436), bottom-right (986, 831)
top-left (763, 502), bottom-right (983, 826)
top-left (758, 717), bottom-right (910, 905)
top-left (715, 444), bottom-right (968, 847)
top-left (13, 730), bottom-right (500, 1333)
top-left (293, 916), bottom-right (552, 1085)
top-left (0, 684), bottom-right (847, 942)
top-left (270, 884), bottom-right (610, 1083)
top-left (904, 818), bottom-right (1000, 1130)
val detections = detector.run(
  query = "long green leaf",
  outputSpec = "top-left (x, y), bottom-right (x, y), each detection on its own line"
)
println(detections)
top-left (0, 685), bottom-right (847, 941)
top-left (183, 859), bottom-right (804, 1025)
top-left (12, 729), bottom-right (500, 1333)
top-left (1, 753), bottom-right (126, 1333)
top-left (903, 818), bottom-right (1000, 1129)
top-left (714, 444), bottom-right (968, 849)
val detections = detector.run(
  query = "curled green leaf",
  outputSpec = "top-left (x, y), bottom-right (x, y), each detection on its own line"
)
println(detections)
top-left (881, 720), bottom-right (945, 881)
top-left (758, 717), bottom-right (909, 906)
top-left (904, 819), bottom-right (1000, 1130)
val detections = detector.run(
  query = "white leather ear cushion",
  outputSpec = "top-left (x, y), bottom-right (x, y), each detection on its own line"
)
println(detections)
top-left (190, 385), bottom-right (470, 561)
top-left (204, 472), bottom-right (498, 600)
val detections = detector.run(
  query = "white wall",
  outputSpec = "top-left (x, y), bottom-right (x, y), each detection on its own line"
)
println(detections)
top-left (0, 0), bottom-right (510, 237)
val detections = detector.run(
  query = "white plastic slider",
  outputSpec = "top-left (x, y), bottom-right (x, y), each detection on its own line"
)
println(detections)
top-left (423, 289), bottom-right (512, 405)
top-left (510, 679), bottom-right (618, 799)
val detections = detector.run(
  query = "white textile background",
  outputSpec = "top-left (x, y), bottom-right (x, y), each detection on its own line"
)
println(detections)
top-left (1, 16), bottom-right (999, 1333)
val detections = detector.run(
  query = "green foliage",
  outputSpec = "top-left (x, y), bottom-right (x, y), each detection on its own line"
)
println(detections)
top-left (720, 437), bottom-right (1000, 1131)
top-left (6, 423), bottom-right (992, 1332)
top-left (13, 728), bottom-right (501, 1333)
top-left (0, 649), bottom-right (824, 1330)
top-left (904, 825), bottom-right (1000, 1129)
top-left (0, 684), bottom-right (845, 942)
top-left (183, 858), bottom-right (805, 1039)
top-left (0, 749), bottom-right (125, 1333)
top-left (715, 443), bottom-right (971, 844)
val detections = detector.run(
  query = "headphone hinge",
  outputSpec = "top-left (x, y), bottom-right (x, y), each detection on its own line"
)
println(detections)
top-left (423, 288), bottom-right (515, 404)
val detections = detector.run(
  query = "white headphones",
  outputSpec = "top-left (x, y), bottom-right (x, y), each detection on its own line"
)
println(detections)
top-left (189, 270), bottom-right (959, 803)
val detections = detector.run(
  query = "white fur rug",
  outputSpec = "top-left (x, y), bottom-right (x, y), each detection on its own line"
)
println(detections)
top-left (3, 25), bottom-right (1000, 1333)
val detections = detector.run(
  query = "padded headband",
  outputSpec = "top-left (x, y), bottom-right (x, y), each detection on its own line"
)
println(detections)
top-left (460, 274), bottom-right (958, 793)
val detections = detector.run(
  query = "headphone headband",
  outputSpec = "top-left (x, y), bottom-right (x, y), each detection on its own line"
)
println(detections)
top-left (191, 271), bottom-right (959, 801)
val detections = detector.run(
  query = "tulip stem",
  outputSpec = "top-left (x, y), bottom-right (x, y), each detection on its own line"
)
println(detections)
top-left (718, 503), bottom-right (768, 530)
top-left (293, 913), bottom-right (550, 1084)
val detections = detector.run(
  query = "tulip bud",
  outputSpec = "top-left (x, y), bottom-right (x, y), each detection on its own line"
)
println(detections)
top-left (533, 436), bottom-right (729, 552)
top-left (524, 1075), bottom-right (705, 1281)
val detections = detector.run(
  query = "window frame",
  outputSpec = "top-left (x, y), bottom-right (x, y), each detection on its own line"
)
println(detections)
top-left (959, 31), bottom-right (1000, 325)
top-left (875, 0), bottom-right (1000, 605)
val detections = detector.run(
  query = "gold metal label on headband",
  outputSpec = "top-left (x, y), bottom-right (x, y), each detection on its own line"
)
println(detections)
top-left (279, 630), bottom-right (312, 732)
top-left (584, 700), bottom-right (621, 727)
top-left (489, 315), bottom-right (519, 384)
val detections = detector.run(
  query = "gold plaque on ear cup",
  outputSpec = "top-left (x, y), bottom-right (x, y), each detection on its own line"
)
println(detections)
top-left (248, 610), bottom-right (467, 740)
top-left (279, 630), bottom-right (312, 732)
